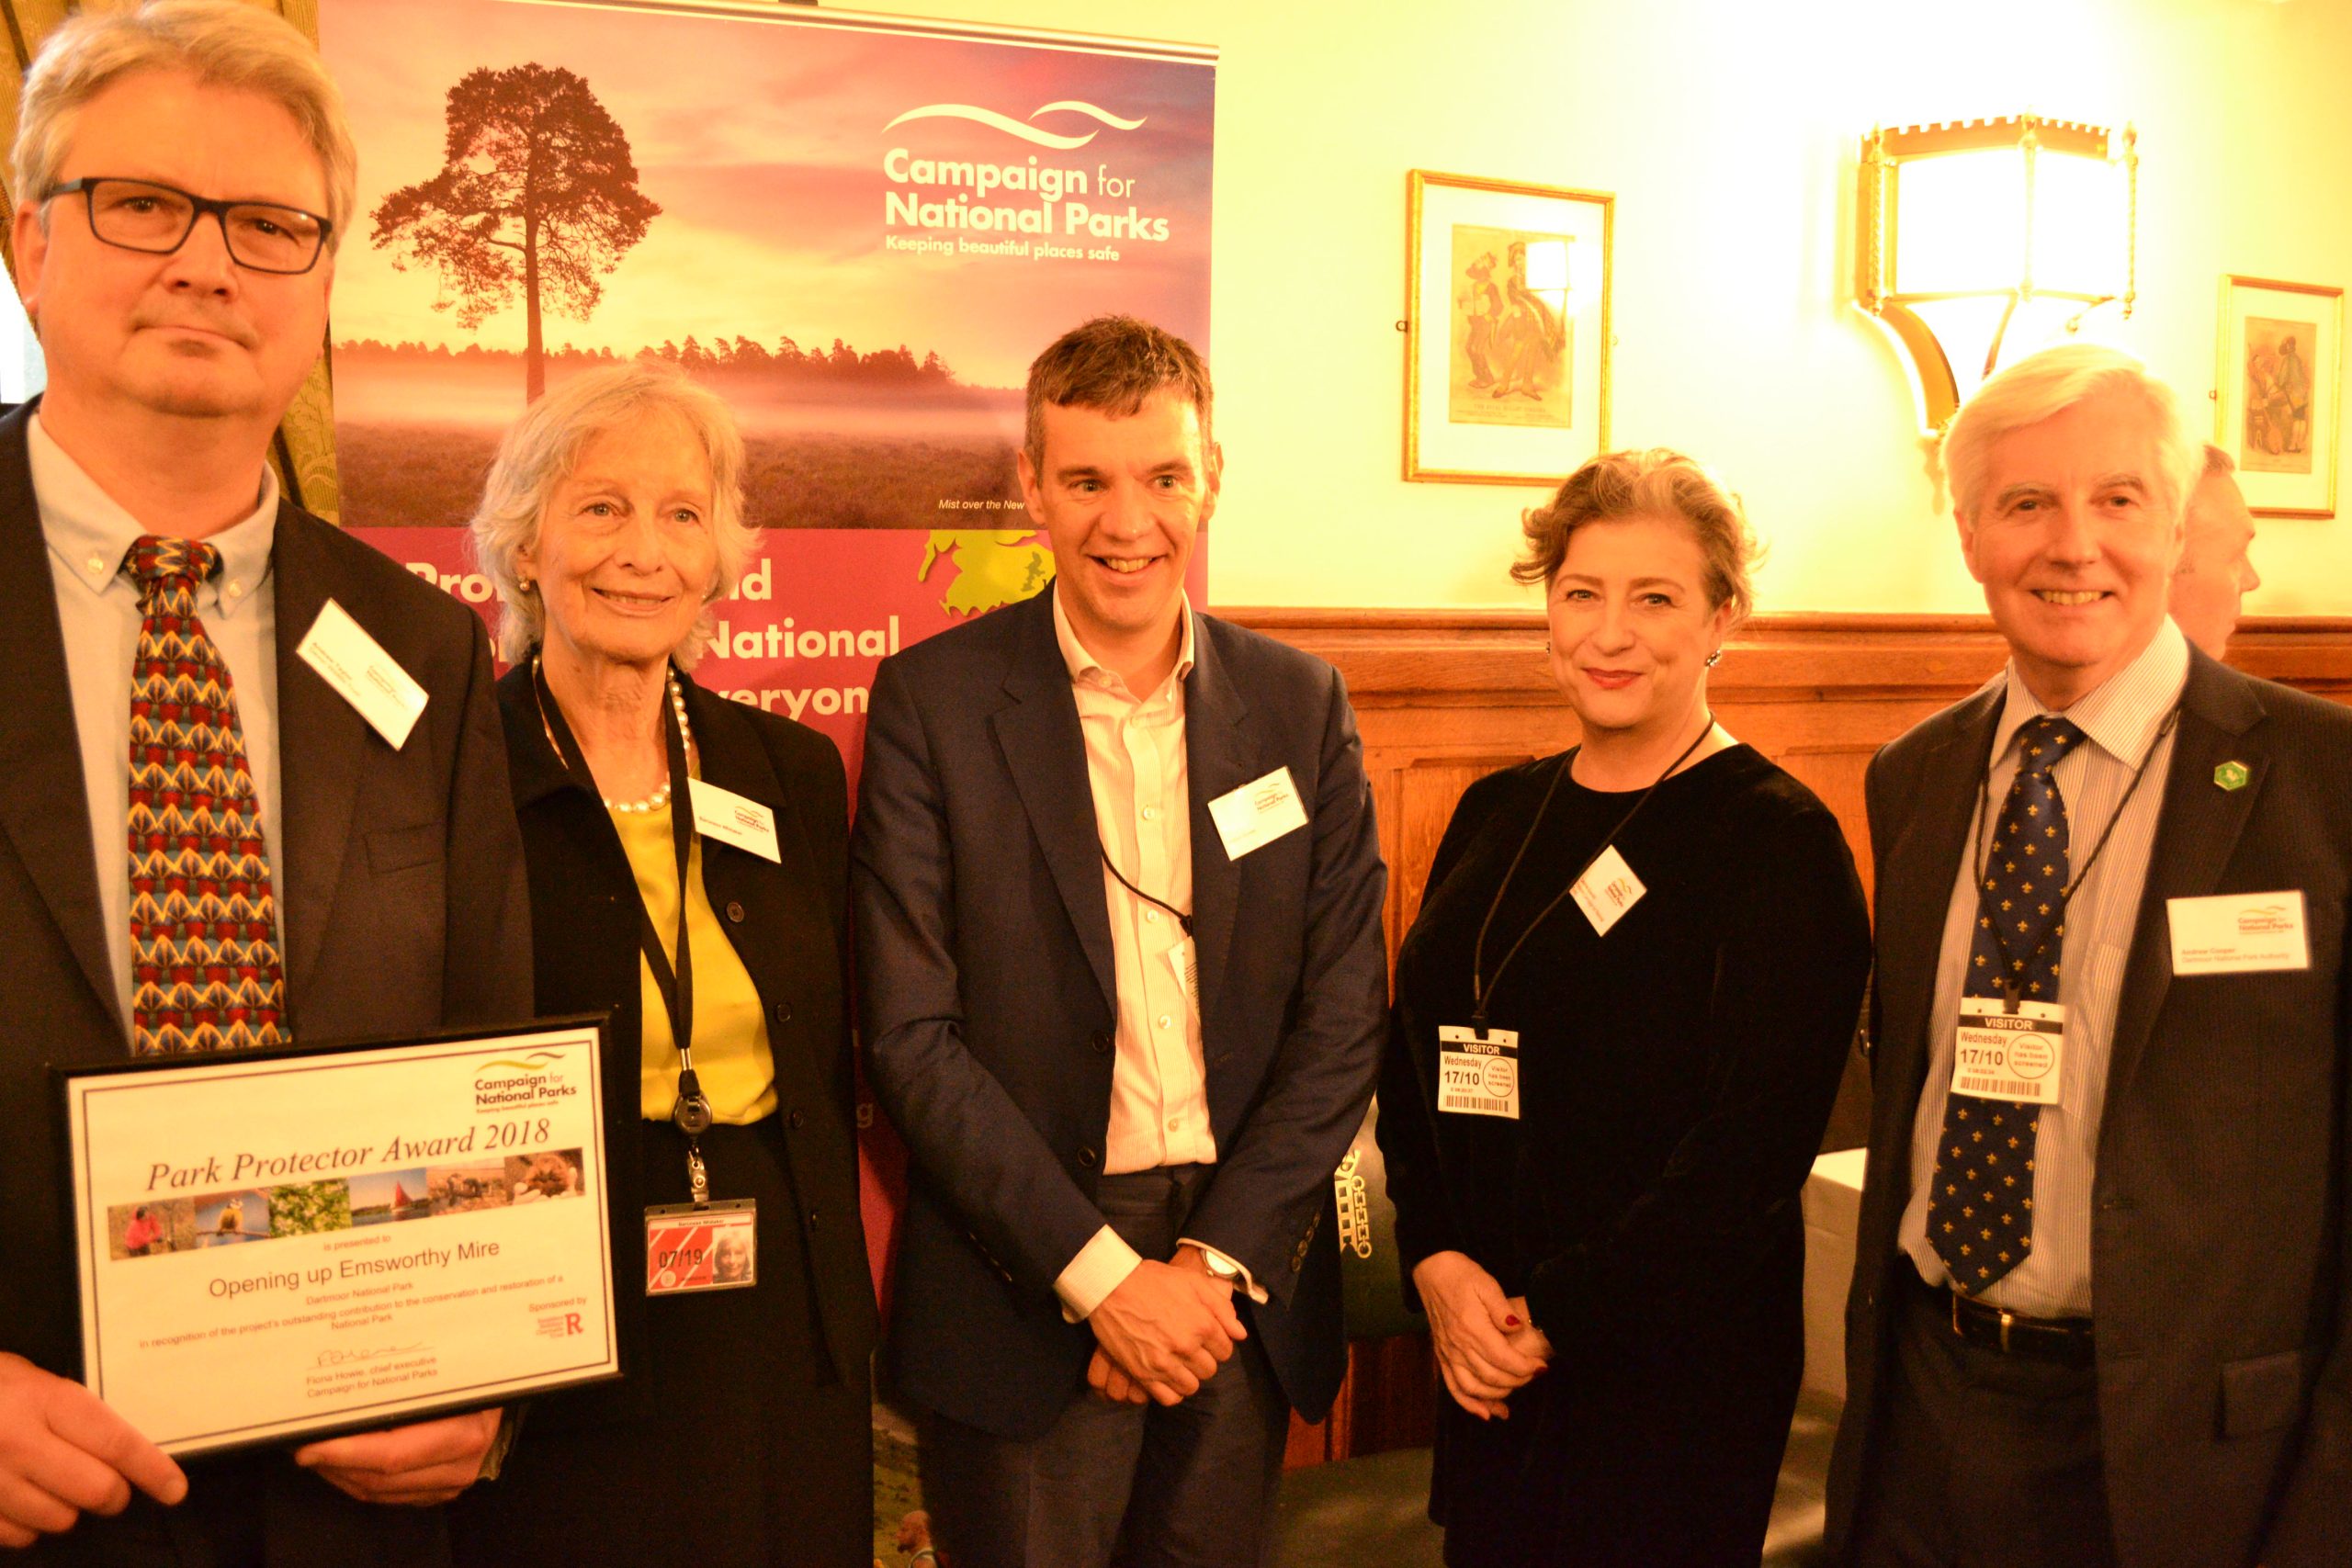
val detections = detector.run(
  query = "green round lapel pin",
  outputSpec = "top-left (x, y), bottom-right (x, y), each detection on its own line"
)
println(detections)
top-left (2214, 761), bottom-right (2250, 792)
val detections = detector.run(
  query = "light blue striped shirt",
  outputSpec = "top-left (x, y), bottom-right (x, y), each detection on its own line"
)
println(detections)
top-left (1901, 617), bottom-right (2190, 1317)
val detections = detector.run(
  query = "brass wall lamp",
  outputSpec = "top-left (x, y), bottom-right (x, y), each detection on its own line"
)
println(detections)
top-left (1858, 114), bottom-right (2138, 434)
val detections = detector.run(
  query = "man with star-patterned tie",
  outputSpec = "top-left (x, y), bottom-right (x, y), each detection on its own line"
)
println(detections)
top-left (1825, 344), bottom-right (2352, 1568)
top-left (0, 4), bottom-right (530, 1560)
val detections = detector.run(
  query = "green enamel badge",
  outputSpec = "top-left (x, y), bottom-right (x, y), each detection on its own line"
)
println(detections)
top-left (2214, 761), bottom-right (2249, 792)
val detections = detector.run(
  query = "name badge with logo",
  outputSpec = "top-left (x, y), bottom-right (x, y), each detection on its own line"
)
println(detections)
top-left (644, 1199), bottom-right (757, 1295)
top-left (1951, 998), bottom-right (2065, 1105)
top-left (1570, 844), bottom-right (1646, 937)
top-left (686, 779), bottom-right (781, 863)
top-left (1437, 1025), bottom-right (1521, 1120)
top-left (295, 599), bottom-right (429, 750)
top-left (1208, 768), bottom-right (1309, 861)
top-left (2167, 890), bottom-right (2311, 976)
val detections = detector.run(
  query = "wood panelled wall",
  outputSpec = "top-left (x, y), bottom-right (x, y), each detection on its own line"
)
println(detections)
top-left (1238, 609), bottom-right (2352, 1464)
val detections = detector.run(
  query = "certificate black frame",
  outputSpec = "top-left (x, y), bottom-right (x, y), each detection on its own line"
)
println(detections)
top-left (53, 1013), bottom-right (625, 1458)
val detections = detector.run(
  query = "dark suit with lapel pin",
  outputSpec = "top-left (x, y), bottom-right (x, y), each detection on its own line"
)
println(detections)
top-left (0, 400), bottom-right (533, 1565)
top-left (1826, 647), bottom-right (2352, 1567)
top-left (853, 584), bottom-right (1387, 1548)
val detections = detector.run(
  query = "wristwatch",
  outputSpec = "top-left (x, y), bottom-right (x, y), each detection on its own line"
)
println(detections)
top-left (1194, 1247), bottom-right (1245, 1286)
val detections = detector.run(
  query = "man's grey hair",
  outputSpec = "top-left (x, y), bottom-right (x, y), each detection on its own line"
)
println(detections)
top-left (1941, 344), bottom-right (2201, 525)
top-left (13, 1), bottom-right (357, 244)
top-left (2202, 441), bottom-right (2236, 477)
top-left (470, 361), bottom-right (753, 666)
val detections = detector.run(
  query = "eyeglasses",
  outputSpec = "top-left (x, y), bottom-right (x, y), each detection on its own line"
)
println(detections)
top-left (44, 176), bottom-right (333, 276)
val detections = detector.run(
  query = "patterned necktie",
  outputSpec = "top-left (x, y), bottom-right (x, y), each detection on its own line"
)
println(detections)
top-left (1928, 713), bottom-right (2084, 1293)
top-left (123, 536), bottom-right (288, 1055)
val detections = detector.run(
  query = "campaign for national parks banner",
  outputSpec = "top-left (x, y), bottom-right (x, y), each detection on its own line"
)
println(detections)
top-left (316, 0), bottom-right (1216, 1401)
top-left (321, 0), bottom-right (1214, 788)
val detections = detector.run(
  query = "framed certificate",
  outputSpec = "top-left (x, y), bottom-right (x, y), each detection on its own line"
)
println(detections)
top-left (59, 1018), bottom-right (623, 1457)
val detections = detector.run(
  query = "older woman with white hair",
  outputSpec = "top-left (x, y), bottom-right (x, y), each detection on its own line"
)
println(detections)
top-left (451, 363), bottom-right (876, 1567)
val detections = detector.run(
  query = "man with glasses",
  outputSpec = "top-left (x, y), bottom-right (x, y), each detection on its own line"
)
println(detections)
top-left (0, 4), bottom-right (531, 1560)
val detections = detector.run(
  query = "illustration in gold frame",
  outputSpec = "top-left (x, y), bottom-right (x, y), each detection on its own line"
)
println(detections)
top-left (1405, 171), bottom-right (1612, 484)
top-left (2216, 275), bottom-right (2341, 518)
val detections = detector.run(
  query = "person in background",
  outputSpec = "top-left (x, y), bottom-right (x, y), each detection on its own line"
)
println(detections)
top-left (453, 361), bottom-right (875, 1566)
top-left (1826, 344), bottom-right (2352, 1566)
top-left (1377, 448), bottom-right (1871, 1565)
top-left (0, 3), bottom-right (532, 1557)
top-left (2168, 442), bottom-right (2261, 657)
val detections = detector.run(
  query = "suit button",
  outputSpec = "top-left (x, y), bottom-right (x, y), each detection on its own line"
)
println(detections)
top-left (774, 1002), bottom-right (794, 1025)
top-left (805, 1210), bottom-right (820, 1229)
top-left (1078, 1146), bottom-right (1100, 1168)
top-left (786, 1109), bottom-right (805, 1130)
top-left (726, 901), bottom-right (746, 923)
top-left (1091, 1031), bottom-right (1114, 1055)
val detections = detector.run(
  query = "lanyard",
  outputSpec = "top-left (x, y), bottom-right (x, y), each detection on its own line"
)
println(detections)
top-left (534, 660), bottom-right (716, 1198)
top-left (1100, 844), bottom-right (1193, 936)
top-left (1968, 702), bottom-right (2180, 1010)
top-left (1468, 719), bottom-right (1713, 1025)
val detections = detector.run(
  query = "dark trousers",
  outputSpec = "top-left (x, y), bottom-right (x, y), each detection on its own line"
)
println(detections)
top-left (918, 1167), bottom-right (1292, 1568)
top-left (1850, 1273), bottom-right (2117, 1568)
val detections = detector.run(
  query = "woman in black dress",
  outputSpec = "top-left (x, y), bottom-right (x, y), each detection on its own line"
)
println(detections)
top-left (450, 363), bottom-right (876, 1566)
top-left (1378, 449), bottom-right (1870, 1565)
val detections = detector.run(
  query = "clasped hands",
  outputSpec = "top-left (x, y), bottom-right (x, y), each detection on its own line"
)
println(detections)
top-left (1411, 1250), bottom-right (1553, 1420)
top-left (1085, 1246), bottom-right (1247, 1408)
top-left (0, 1351), bottom-right (500, 1550)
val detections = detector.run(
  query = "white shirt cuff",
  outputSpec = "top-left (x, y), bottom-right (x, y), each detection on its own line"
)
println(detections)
top-left (1180, 1238), bottom-right (1271, 1304)
top-left (1054, 1225), bottom-right (1143, 1322)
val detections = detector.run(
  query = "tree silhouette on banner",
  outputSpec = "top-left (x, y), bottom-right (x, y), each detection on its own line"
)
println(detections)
top-left (370, 64), bottom-right (660, 402)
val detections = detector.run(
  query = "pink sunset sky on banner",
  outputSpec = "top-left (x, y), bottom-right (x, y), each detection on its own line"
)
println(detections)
top-left (321, 0), bottom-right (1213, 389)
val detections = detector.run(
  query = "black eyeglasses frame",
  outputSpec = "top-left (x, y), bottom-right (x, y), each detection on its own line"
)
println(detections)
top-left (43, 176), bottom-right (334, 276)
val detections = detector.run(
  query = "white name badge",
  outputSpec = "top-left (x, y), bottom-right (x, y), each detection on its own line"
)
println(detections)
top-left (1437, 1025), bottom-right (1520, 1120)
top-left (1570, 844), bottom-right (1646, 937)
top-left (1208, 767), bottom-right (1309, 861)
top-left (686, 779), bottom-right (781, 863)
top-left (295, 600), bottom-right (428, 750)
top-left (2167, 890), bottom-right (2311, 976)
top-left (1951, 997), bottom-right (2065, 1105)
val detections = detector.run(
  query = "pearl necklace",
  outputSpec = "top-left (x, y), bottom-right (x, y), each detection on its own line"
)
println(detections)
top-left (605, 672), bottom-right (693, 815)
top-left (537, 660), bottom-right (693, 814)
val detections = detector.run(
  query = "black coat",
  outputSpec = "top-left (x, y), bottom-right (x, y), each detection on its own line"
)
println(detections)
top-left (492, 663), bottom-right (877, 1397)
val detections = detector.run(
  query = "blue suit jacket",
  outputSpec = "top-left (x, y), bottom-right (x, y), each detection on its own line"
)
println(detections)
top-left (852, 585), bottom-right (1388, 1438)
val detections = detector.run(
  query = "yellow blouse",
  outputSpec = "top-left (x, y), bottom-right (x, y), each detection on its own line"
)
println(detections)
top-left (610, 801), bottom-right (778, 1124)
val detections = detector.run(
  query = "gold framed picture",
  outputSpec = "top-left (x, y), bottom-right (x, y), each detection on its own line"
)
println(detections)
top-left (2216, 275), bottom-right (2341, 518)
top-left (1404, 171), bottom-right (1612, 485)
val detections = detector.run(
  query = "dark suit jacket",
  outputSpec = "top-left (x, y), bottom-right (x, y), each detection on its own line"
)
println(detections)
top-left (1826, 649), bottom-right (2352, 1568)
top-left (852, 586), bottom-right (1389, 1439)
top-left (491, 663), bottom-right (878, 1399)
top-left (0, 401), bottom-right (533, 1564)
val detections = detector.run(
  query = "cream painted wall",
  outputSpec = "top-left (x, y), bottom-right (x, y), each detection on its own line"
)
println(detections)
top-left (870, 0), bottom-right (2352, 615)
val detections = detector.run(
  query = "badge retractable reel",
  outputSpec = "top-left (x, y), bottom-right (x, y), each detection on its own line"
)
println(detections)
top-left (535, 660), bottom-right (757, 1295)
top-left (1441, 720), bottom-right (1714, 1121)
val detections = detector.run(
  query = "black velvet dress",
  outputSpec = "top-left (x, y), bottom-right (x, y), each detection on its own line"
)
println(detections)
top-left (1377, 745), bottom-right (1870, 1566)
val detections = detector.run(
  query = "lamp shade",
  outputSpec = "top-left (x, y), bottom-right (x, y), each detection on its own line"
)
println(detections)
top-left (1859, 115), bottom-right (2136, 433)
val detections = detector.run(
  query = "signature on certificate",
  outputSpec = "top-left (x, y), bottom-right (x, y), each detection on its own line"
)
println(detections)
top-left (314, 1343), bottom-right (426, 1369)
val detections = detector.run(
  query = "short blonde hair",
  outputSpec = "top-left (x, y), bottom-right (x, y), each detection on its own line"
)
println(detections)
top-left (470, 361), bottom-right (753, 666)
top-left (1942, 344), bottom-right (2201, 524)
top-left (1512, 448), bottom-right (1759, 625)
top-left (13, 1), bottom-right (357, 244)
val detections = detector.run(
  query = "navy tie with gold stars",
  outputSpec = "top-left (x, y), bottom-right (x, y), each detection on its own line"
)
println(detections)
top-left (1928, 713), bottom-right (2083, 1293)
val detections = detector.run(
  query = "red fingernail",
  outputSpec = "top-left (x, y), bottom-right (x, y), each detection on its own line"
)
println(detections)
top-left (1504, 1314), bottom-right (1521, 1327)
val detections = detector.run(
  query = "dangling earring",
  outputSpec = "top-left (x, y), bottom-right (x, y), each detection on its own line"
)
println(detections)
top-left (1704, 649), bottom-right (1722, 668)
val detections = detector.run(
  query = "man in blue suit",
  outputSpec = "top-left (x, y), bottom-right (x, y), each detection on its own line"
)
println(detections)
top-left (854, 316), bottom-right (1388, 1567)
